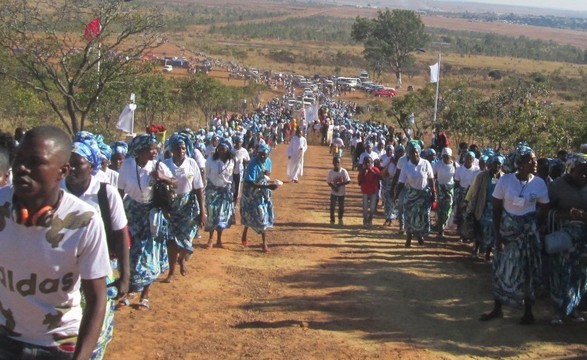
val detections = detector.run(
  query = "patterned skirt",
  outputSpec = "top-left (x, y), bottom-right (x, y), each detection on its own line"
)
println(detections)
top-left (549, 222), bottom-right (587, 316)
top-left (125, 197), bottom-right (168, 292)
top-left (204, 183), bottom-right (235, 232)
top-left (168, 192), bottom-right (200, 252)
top-left (453, 186), bottom-right (467, 228)
top-left (403, 187), bottom-right (432, 237)
top-left (381, 178), bottom-right (395, 220)
top-left (492, 211), bottom-right (542, 308)
top-left (240, 183), bottom-right (274, 234)
top-left (478, 200), bottom-right (495, 252)
top-left (436, 183), bottom-right (454, 230)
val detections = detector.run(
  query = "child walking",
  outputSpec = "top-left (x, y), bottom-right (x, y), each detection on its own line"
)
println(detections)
top-left (358, 157), bottom-right (382, 228)
top-left (327, 156), bottom-right (351, 226)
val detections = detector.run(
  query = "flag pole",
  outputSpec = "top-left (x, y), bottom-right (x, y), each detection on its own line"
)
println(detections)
top-left (432, 51), bottom-right (441, 131)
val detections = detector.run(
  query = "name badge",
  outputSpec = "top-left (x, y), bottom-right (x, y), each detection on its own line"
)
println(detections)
top-left (175, 167), bottom-right (185, 176)
top-left (512, 196), bottom-right (525, 208)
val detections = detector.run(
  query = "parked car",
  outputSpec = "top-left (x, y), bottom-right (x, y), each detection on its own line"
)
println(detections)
top-left (373, 88), bottom-right (397, 97)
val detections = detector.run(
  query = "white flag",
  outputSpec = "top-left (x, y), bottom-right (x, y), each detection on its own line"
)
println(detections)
top-left (304, 104), bottom-right (318, 123)
top-left (429, 62), bottom-right (440, 83)
top-left (116, 103), bottom-right (136, 134)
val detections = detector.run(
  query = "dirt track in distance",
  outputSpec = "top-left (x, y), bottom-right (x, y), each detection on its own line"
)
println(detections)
top-left (106, 140), bottom-right (587, 359)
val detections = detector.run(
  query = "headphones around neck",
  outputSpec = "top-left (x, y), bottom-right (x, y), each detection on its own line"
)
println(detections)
top-left (12, 193), bottom-right (61, 227)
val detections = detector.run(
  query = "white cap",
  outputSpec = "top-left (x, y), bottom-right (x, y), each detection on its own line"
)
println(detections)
top-left (441, 147), bottom-right (453, 156)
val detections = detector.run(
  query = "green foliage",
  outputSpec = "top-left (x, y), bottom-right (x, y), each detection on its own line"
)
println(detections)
top-left (428, 29), bottom-right (587, 64)
top-left (0, 0), bottom-right (164, 135)
top-left (459, 11), bottom-right (587, 32)
top-left (488, 70), bottom-right (502, 80)
top-left (158, 4), bottom-right (288, 32)
top-left (209, 15), bottom-right (354, 43)
top-left (351, 9), bottom-right (430, 84)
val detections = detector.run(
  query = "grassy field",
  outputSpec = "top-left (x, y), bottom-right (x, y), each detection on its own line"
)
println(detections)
top-left (150, 0), bottom-right (587, 89)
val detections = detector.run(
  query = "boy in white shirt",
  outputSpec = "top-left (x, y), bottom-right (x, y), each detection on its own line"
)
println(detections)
top-left (326, 157), bottom-right (351, 226)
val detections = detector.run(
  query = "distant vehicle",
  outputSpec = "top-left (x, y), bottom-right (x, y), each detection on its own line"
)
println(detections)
top-left (358, 70), bottom-right (369, 80)
top-left (373, 87), bottom-right (397, 97)
top-left (163, 64), bottom-right (173, 72)
top-left (336, 77), bottom-right (361, 88)
top-left (367, 84), bottom-right (385, 93)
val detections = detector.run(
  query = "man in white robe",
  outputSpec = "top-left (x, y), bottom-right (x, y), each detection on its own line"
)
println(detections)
top-left (287, 127), bottom-right (308, 183)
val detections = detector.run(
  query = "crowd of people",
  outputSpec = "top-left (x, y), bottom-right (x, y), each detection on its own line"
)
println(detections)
top-left (0, 90), bottom-right (586, 359)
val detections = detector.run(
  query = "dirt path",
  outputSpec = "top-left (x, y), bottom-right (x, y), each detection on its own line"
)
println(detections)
top-left (106, 143), bottom-right (587, 359)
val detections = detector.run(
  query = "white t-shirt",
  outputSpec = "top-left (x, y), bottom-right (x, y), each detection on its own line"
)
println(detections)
top-left (380, 153), bottom-right (394, 169)
top-left (192, 148), bottom-right (206, 171)
top-left (455, 164), bottom-right (480, 189)
top-left (433, 161), bottom-right (456, 185)
top-left (205, 144), bottom-right (217, 159)
top-left (331, 138), bottom-right (344, 148)
top-left (118, 158), bottom-right (173, 204)
top-left (386, 161), bottom-right (397, 179)
top-left (61, 176), bottom-right (127, 232)
top-left (232, 147), bottom-right (251, 175)
top-left (492, 173), bottom-right (549, 216)
top-left (0, 188), bottom-right (110, 347)
top-left (163, 157), bottom-right (204, 195)
top-left (396, 156), bottom-right (408, 171)
top-left (205, 157), bottom-right (235, 187)
top-left (399, 158), bottom-right (434, 190)
top-left (359, 150), bottom-right (380, 166)
top-left (99, 168), bottom-right (119, 188)
top-left (327, 168), bottom-right (351, 196)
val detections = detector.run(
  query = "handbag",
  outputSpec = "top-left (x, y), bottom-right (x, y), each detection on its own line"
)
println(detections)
top-left (151, 160), bottom-right (177, 211)
top-left (544, 210), bottom-right (573, 255)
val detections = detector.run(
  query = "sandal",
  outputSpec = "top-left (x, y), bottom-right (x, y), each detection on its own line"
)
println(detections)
top-left (137, 298), bottom-right (150, 310)
top-left (241, 239), bottom-right (249, 247)
top-left (262, 246), bottom-right (271, 253)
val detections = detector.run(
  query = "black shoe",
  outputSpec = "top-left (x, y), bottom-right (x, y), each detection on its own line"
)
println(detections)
top-left (405, 234), bottom-right (412, 248)
top-left (519, 314), bottom-right (535, 325)
top-left (417, 236), bottom-right (424, 245)
top-left (480, 310), bottom-right (503, 321)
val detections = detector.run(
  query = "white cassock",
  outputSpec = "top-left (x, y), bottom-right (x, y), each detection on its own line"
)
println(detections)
top-left (287, 135), bottom-right (308, 181)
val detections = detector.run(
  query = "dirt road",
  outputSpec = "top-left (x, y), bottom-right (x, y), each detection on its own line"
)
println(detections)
top-left (106, 142), bottom-right (587, 359)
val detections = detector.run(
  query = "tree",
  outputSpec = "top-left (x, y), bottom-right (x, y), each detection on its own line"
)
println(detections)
top-left (387, 86), bottom-right (436, 138)
top-left (0, 0), bottom-right (164, 135)
top-left (351, 9), bottom-right (430, 85)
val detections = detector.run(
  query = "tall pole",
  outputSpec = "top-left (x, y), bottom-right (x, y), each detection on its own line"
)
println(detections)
top-left (432, 51), bottom-right (441, 132)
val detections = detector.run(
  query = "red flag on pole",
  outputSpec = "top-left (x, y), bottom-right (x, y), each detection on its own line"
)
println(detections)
top-left (84, 18), bottom-right (101, 41)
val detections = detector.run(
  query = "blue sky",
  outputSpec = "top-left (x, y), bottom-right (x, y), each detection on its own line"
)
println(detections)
top-left (456, 0), bottom-right (587, 11)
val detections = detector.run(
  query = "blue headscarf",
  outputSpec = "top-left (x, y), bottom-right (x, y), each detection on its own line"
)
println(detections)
top-left (95, 134), bottom-right (112, 161)
top-left (72, 131), bottom-right (102, 174)
top-left (168, 132), bottom-right (194, 158)
top-left (504, 142), bottom-right (533, 172)
top-left (111, 141), bottom-right (129, 157)
top-left (257, 143), bottom-right (271, 154)
top-left (217, 138), bottom-right (232, 153)
top-left (490, 155), bottom-right (505, 165)
top-left (129, 134), bottom-right (158, 158)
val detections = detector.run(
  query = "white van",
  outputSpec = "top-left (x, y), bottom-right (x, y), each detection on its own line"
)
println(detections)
top-left (337, 77), bottom-right (361, 89)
